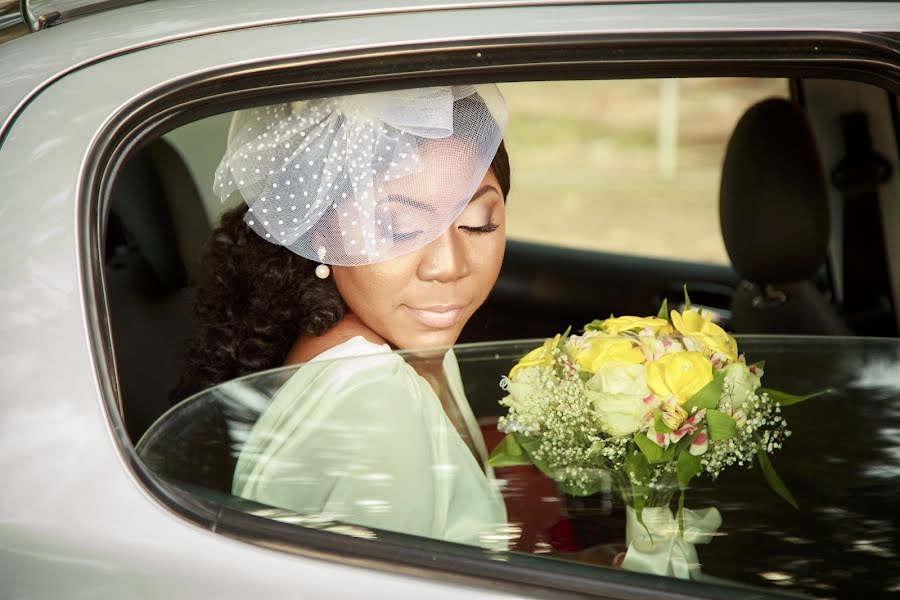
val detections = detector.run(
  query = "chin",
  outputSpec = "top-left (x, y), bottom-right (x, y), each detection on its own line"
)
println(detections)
top-left (394, 327), bottom-right (463, 351)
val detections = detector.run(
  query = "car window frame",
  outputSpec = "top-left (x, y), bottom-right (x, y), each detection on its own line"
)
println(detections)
top-left (82, 28), bottom-right (900, 599)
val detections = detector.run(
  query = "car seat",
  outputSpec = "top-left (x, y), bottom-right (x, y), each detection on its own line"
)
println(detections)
top-left (719, 98), bottom-right (851, 335)
top-left (106, 138), bottom-right (211, 441)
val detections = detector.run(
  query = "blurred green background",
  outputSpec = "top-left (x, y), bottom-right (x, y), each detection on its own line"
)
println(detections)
top-left (500, 78), bottom-right (787, 265)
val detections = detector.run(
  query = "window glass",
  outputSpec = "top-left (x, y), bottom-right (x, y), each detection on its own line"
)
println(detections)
top-left (115, 77), bottom-right (896, 598)
top-left (501, 78), bottom-right (788, 264)
top-left (138, 336), bottom-right (900, 598)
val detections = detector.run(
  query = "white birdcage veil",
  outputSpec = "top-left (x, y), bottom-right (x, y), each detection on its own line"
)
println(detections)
top-left (213, 84), bottom-right (507, 266)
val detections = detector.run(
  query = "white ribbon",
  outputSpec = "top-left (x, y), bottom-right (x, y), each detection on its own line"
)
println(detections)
top-left (621, 505), bottom-right (722, 580)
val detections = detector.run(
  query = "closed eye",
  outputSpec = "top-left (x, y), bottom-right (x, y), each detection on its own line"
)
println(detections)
top-left (458, 222), bottom-right (499, 234)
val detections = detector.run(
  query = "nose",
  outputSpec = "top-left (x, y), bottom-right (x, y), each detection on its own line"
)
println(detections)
top-left (416, 229), bottom-right (471, 283)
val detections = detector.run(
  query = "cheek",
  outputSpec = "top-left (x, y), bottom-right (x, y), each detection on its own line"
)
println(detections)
top-left (467, 226), bottom-right (506, 297)
top-left (332, 259), bottom-right (416, 317)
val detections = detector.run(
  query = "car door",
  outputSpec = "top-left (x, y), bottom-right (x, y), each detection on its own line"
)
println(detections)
top-left (4, 1), bottom-right (900, 598)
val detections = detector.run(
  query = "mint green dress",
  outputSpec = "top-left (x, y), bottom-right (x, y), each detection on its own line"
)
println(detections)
top-left (232, 336), bottom-right (508, 548)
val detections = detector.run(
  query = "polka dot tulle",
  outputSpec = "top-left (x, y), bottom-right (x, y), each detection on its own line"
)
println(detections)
top-left (214, 85), bottom-right (507, 266)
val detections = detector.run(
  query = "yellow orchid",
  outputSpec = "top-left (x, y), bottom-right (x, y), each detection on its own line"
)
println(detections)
top-left (600, 315), bottom-right (674, 336)
top-left (670, 309), bottom-right (738, 362)
top-left (646, 351), bottom-right (713, 405)
top-left (509, 335), bottom-right (560, 378)
top-left (573, 335), bottom-right (645, 374)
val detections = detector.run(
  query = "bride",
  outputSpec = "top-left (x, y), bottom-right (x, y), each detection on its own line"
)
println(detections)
top-left (171, 85), bottom-right (512, 548)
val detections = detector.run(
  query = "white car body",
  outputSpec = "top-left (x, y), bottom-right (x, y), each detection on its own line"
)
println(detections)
top-left (2, 1), bottom-right (900, 598)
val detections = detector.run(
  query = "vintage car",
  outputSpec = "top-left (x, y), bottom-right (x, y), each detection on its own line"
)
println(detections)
top-left (3, 0), bottom-right (900, 598)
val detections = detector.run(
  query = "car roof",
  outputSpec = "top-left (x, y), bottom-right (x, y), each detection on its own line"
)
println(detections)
top-left (2, 0), bottom-right (900, 147)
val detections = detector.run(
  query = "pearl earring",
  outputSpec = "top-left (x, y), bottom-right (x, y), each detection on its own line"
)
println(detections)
top-left (315, 246), bottom-right (330, 279)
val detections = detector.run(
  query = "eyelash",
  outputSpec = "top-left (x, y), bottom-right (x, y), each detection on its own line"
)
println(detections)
top-left (459, 221), bottom-right (499, 234)
top-left (386, 221), bottom-right (498, 243)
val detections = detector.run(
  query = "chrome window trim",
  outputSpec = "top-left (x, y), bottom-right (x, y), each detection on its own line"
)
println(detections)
top-left (79, 30), bottom-right (900, 599)
top-left (0, 0), bottom-right (26, 43)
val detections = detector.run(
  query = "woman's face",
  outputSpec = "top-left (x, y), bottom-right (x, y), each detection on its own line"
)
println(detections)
top-left (332, 164), bottom-right (506, 350)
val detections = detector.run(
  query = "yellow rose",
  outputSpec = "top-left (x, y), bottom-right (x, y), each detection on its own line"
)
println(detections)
top-left (671, 309), bottom-right (738, 362)
top-left (601, 315), bottom-right (674, 336)
top-left (509, 335), bottom-right (559, 378)
top-left (646, 351), bottom-right (713, 405)
top-left (573, 335), bottom-right (644, 373)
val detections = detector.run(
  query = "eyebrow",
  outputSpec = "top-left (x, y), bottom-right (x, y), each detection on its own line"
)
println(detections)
top-left (470, 184), bottom-right (500, 203)
top-left (383, 194), bottom-right (433, 212)
top-left (381, 184), bottom-right (500, 212)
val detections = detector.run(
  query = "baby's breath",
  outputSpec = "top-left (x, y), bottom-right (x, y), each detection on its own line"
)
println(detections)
top-left (499, 353), bottom-right (619, 491)
top-left (701, 390), bottom-right (789, 479)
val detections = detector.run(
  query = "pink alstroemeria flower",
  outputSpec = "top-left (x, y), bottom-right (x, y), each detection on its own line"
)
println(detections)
top-left (647, 423), bottom-right (671, 448)
top-left (669, 408), bottom-right (706, 444)
top-left (690, 430), bottom-right (709, 455)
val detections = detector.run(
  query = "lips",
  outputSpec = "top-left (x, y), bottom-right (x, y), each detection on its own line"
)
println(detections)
top-left (404, 305), bottom-right (465, 329)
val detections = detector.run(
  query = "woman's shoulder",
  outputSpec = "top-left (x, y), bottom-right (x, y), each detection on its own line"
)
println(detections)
top-left (282, 314), bottom-right (390, 365)
top-left (273, 336), bottom-right (424, 412)
top-left (309, 335), bottom-right (392, 363)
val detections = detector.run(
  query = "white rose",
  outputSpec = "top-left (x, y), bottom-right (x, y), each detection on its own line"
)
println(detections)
top-left (587, 362), bottom-right (653, 437)
top-left (501, 366), bottom-right (542, 412)
top-left (723, 362), bottom-right (761, 410)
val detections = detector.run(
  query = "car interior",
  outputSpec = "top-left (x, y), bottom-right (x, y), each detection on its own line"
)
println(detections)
top-left (105, 76), bottom-right (900, 455)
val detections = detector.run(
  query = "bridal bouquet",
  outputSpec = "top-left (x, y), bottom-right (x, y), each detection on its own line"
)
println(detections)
top-left (488, 294), bottom-right (819, 577)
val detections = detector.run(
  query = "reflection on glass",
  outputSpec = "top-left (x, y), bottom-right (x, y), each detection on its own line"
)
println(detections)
top-left (139, 337), bottom-right (900, 597)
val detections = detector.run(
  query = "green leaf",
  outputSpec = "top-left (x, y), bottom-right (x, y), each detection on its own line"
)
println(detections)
top-left (558, 325), bottom-right (572, 346)
top-left (516, 435), bottom-right (554, 475)
top-left (625, 447), bottom-right (650, 482)
top-left (683, 285), bottom-right (691, 311)
top-left (487, 434), bottom-right (532, 468)
top-left (757, 448), bottom-right (799, 509)
top-left (676, 451), bottom-right (702, 490)
top-left (632, 493), bottom-right (650, 542)
top-left (675, 451), bottom-right (701, 538)
top-left (661, 441), bottom-right (678, 463)
top-left (653, 410), bottom-right (673, 433)
top-left (634, 433), bottom-right (665, 463)
top-left (624, 449), bottom-right (654, 539)
top-left (760, 387), bottom-right (833, 407)
top-left (685, 369), bottom-right (725, 411)
top-left (656, 298), bottom-right (669, 320)
top-left (583, 319), bottom-right (604, 332)
top-left (706, 409), bottom-right (738, 440)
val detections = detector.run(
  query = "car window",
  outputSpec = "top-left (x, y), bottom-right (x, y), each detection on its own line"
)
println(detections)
top-left (109, 75), bottom-right (900, 598)
top-left (501, 78), bottom-right (788, 265)
top-left (137, 336), bottom-right (900, 598)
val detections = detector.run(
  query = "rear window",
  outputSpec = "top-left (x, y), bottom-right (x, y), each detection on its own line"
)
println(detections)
top-left (107, 73), bottom-right (900, 599)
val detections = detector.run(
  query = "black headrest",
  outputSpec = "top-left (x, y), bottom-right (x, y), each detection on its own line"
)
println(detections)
top-left (719, 98), bottom-right (830, 284)
top-left (109, 147), bottom-right (187, 289)
top-left (107, 138), bottom-right (210, 290)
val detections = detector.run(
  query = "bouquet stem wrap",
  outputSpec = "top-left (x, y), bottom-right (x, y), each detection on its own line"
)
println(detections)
top-left (623, 505), bottom-right (722, 579)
